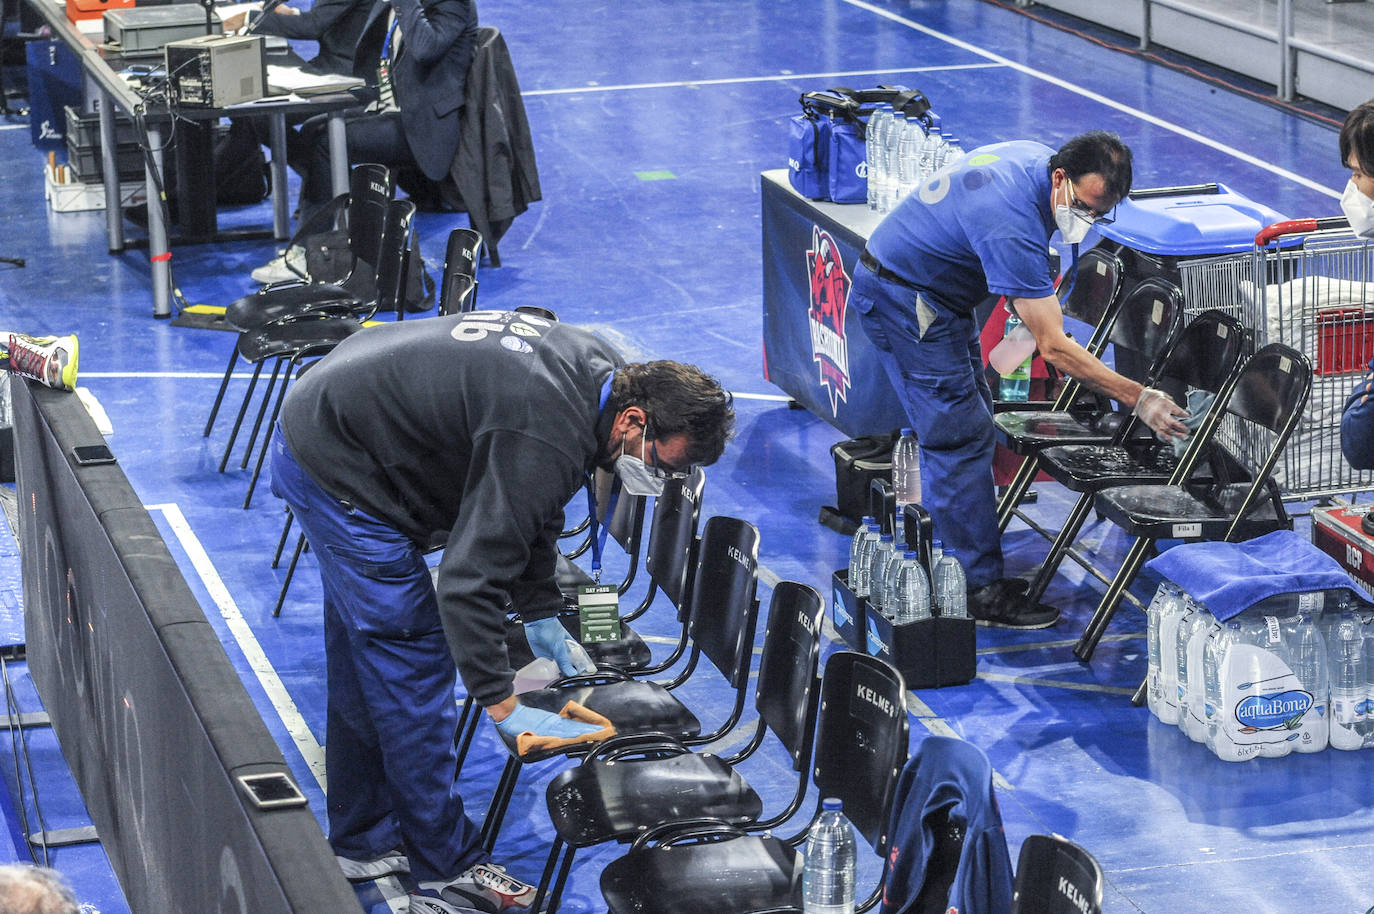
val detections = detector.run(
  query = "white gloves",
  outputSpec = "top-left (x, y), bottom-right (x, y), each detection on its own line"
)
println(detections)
top-left (1134, 387), bottom-right (1189, 440)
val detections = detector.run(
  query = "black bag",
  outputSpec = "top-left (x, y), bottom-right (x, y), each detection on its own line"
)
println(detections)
top-left (787, 85), bottom-right (932, 203)
top-left (818, 431), bottom-right (900, 534)
top-left (214, 119), bottom-right (270, 205)
top-left (300, 229), bottom-right (436, 313)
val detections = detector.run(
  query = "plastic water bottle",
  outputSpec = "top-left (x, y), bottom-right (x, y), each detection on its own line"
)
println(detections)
top-left (1330, 613), bottom-right (1365, 751)
top-left (997, 314), bottom-right (1032, 401)
top-left (939, 135), bottom-right (964, 170)
top-left (1175, 599), bottom-right (1215, 743)
top-left (1146, 582), bottom-right (1184, 720)
top-left (891, 429), bottom-right (920, 545)
top-left (895, 119), bottom-right (923, 203)
top-left (1246, 615), bottom-right (1293, 758)
top-left (1290, 613), bottom-right (1329, 753)
top-left (803, 798), bottom-right (856, 914)
top-left (869, 533), bottom-right (896, 617)
top-left (851, 522), bottom-right (882, 599)
top-left (933, 548), bottom-right (966, 619)
top-left (1154, 589), bottom-right (1188, 725)
top-left (917, 128), bottom-right (944, 182)
top-left (1203, 621), bottom-right (1242, 755)
top-left (879, 111), bottom-right (905, 213)
top-left (892, 552), bottom-right (931, 624)
top-left (848, 515), bottom-right (876, 594)
top-left (865, 106), bottom-right (891, 212)
top-left (930, 538), bottom-right (944, 570)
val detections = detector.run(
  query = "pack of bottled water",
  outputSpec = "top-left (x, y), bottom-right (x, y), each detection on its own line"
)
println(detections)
top-left (1144, 580), bottom-right (1374, 761)
top-left (864, 105), bottom-right (964, 215)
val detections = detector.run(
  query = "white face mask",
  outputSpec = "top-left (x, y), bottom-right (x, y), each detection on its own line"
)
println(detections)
top-left (1341, 178), bottom-right (1374, 239)
top-left (1054, 179), bottom-right (1093, 245)
top-left (613, 430), bottom-right (666, 498)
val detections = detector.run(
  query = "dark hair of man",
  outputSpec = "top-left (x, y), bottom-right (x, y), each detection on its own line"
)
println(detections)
top-left (609, 361), bottom-right (736, 466)
top-left (1339, 101), bottom-right (1374, 177)
top-left (1050, 130), bottom-right (1134, 202)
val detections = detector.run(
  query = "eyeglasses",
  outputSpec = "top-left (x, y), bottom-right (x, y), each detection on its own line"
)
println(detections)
top-left (647, 439), bottom-right (692, 482)
top-left (1065, 179), bottom-right (1116, 226)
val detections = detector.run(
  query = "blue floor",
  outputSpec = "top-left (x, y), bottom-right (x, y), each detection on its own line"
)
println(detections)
top-left (0, 0), bottom-right (1369, 911)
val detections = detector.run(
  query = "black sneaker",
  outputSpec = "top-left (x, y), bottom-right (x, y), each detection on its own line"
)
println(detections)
top-left (968, 579), bottom-right (1060, 629)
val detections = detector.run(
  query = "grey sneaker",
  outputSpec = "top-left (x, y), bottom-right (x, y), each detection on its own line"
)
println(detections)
top-left (251, 246), bottom-right (308, 284)
top-left (417, 862), bottom-right (537, 912)
top-left (335, 848), bottom-right (410, 882)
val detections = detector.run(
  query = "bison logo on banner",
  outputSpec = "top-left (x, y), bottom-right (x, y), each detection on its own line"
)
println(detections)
top-left (806, 224), bottom-right (851, 416)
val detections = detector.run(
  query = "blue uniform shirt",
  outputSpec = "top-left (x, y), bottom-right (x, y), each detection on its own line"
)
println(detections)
top-left (865, 140), bottom-right (1058, 313)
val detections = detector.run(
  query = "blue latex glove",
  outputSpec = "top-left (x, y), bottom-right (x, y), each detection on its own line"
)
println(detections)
top-left (494, 703), bottom-right (603, 740)
top-left (524, 616), bottom-right (595, 676)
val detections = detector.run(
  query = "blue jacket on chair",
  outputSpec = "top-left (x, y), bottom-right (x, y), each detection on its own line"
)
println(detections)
top-left (880, 736), bottom-right (1014, 914)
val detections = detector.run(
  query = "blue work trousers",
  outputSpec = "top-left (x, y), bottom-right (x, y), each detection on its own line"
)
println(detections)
top-left (269, 427), bottom-right (485, 883)
top-left (850, 265), bottom-right (1003, 589)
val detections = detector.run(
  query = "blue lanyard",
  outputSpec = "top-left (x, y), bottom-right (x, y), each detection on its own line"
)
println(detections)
top-left (585, 373), bottom-right (617, 582)
top-left (381, 13), bottom-right (399, 62)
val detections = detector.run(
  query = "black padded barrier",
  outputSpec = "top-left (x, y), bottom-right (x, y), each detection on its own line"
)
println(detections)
top-left (12, 379), bottom-right (360, 913)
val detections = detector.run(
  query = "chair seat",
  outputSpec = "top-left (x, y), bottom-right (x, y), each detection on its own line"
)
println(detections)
top-left (1039, 442), bottom-right (1181, 492)
top-left (497, 678), bottom-right (702, 763)
top-left (237, 317), bottom-right (362, 362)
top-left (601, 835), bottom-right (800, 914)
top-left (1094, 482), bottom-right (1288, 540)
top-left (548, 751), bottom-right (760, 847)
top-left (993, 409), bottom-right (1121, 455)
top-left (226, 283), bottom-right (361, 331)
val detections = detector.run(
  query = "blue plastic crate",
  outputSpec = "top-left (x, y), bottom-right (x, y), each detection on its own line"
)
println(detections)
top-left (1098, 183), bottom-right (1290, 257)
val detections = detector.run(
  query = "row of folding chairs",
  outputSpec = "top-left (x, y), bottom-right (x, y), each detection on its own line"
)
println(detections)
top-left (993, 243), bottom-right (1313, 662)
top-left (201, 162), bottom-right (485, 510)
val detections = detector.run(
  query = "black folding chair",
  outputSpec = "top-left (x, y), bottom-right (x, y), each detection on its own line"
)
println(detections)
top-left (477, 515), bottom-right (762, 853)
top-left (996, 274), bottom-right (1185, 532)
top-left (1020, 310), bottom-right (1247, 608)
top-left (1010, 834), bottom-right (1104, 914)
top-left (1075, 343), bottom-right (1312, 660)
top-left (598, 652), bottom-right (909, 914)
top-left (438, 227), bottom-right (483, 315)
top-left (533, 580), bottom-right (824, 913)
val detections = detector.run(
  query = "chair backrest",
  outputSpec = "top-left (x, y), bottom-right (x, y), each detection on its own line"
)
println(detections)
top-left (754, 581), bottom-right (823, 773)
top-left (1106, 276), bottom-right (1185, 364)
top-left (685, 515), bottom-right (760, 691)
top-left (370, 199), bottom-right (417, 318)
top-left (812, 652), bottom-right (909, 855)
top-left (345, 163), bottom-right (394, 269)
top-left (1059, 245), bottom-right (1126, 346)
top-left (645, 467), bottom-right (706, 614)
top-left (1010, 834), bottom-right (1104, 914)
top-left (439, 227), bottom-right (483, 315)
top-left (1152, 308), bottom-right (1246, 395)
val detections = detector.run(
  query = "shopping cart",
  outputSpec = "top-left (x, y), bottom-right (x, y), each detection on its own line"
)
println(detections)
top-left (1176, 217), bottom-right (1374, 501)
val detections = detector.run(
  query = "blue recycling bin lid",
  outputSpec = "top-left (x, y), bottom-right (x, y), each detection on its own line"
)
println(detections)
top-left (1096, 183), bottom-right (1290, 257)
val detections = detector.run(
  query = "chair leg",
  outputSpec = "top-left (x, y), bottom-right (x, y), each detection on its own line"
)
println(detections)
top-left (218, 359), bottom-right (269, 473)
top-left (240, 356), bottom-right (286, 470)
top-left (1074, 536), bottom-right (1153, 662)
top-left (272, 508), bottom-right (295, 568)
top-left (529, 837), bottom-right (570, 914)
top-left (1024, 491), bottom-right (1096, 606)
top-left (1130, 675), bottom-right (1148, 707)
top-left (243, 362), bottom-right (296, 509)
top-left (454, 696), bottom-right (481, 778)
top-left (479, 756), bottom-right (523, 853)
top-left (543, 842), bottom-right (578, 914)
top-left (996, 454), bottom-right (1041, 533)
top-left (272, 534), bottom-right (308, 618)
top-left (203, 345), bottom-right (240, 437)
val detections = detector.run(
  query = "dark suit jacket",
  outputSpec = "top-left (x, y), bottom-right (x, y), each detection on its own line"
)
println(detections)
top-left (252, 0), bottom-right (372, 75)
top-left (353, 0), bottom-right (477, 181)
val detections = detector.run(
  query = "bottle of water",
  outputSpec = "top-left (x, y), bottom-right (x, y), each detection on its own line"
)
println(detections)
top-left (869, 533), bottom-right (896, 617)
top-left (1203, 621), bottom-right (1242, 755)
top-left (998, 314), bottom-right (1032, 402)
top-left (939, 135), bottom-right (964, 170)
top-left (852, 522), bottom-right (882, 599)
top-left (930, 538), bottom-right (944, 570)
top-left (891, 429), bottom-right (920, 545)
top-left (895, 119), bottom-right (923, 203)
top-left (1246, 615), bottom-right (1294, 758)
top-left (1154, 589), bottom-right (1188, 725)
top-left (933, 548), bottom-right (966, 619)
top-left (893, 552), bottom-right (931, 624)
top-left (865, 105), bottom-right (891, 212)
top-left (1290, 612), bottom-right (1329, 753)
top-left (879, 111), bottom-right (905, 214)
top-left (848, 515), bottom-right (876, 594)
top-left (1330, 612), bottom-right (1365, 751)
top-left (803, 798), bottom-right (856, 914)
top-left (1146, 582), bottom-right (1184, 720)
top-left (917, 127), bottom-right (944, 182)
top-left (1175, 599), bottom-right (1215, 743)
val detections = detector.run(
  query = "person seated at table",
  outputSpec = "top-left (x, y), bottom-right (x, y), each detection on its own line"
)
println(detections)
top-left (1336, 100), bottom-right (1374, 469)
top-left (223, 0), bottom-right (371, 76)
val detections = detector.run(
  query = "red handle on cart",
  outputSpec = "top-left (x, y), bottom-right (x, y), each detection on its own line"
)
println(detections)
top-left (1255, 217), bottom-right (1351, 246)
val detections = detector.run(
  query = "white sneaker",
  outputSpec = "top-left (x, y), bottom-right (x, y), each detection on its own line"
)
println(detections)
top-left (417, 862), bottom-right (537, 913)
top-left (335, 849), bottom-right (410, 882)
top-left (6, 333), bottom-right (78, 391)
top-left (251, 246), bottom-right (308, 284)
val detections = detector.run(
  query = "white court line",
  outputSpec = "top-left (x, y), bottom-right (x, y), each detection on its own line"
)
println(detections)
top-left (977, 670), bottom-right (1136, 696)
top-left (906, 693), bottom-right (1014, 792)
top-left (524, 63), bottom-right (1004, 96)
top-left (840, 0), bottom-right (1342, 199)
top-left (147, 502), bottom-right (329, 792)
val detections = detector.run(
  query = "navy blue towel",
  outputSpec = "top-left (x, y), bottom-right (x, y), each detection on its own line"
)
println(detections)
top-left (1143, 530), bottom-right (1359, 621)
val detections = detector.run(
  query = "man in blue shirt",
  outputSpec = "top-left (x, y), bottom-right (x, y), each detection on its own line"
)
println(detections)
top-left (851, 131), bottom-right (1187, 628)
